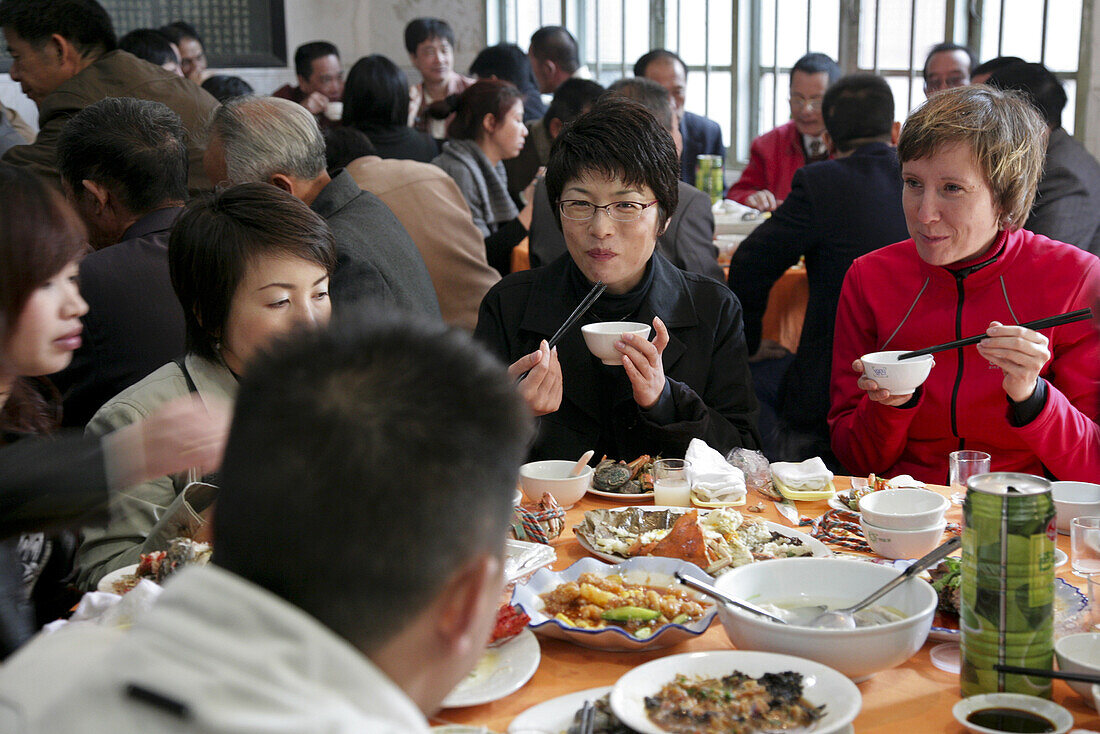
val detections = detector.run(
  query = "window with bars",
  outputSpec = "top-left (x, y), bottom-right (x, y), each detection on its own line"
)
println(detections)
top-left (486, 0), bottom-right (1089, 164)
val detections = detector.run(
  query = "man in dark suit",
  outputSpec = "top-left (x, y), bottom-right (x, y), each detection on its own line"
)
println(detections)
top-left (728, 74), bottom-right (909, 466)
top-left (988, 61), bottom-right (1100, 257)
top-left (635, 49), bottom-right (725, 187)
top-left (51, 98), bottom-right (189, 427)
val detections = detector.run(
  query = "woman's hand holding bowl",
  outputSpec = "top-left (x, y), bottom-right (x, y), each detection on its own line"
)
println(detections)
top-left (509, 339), bottom-right (562, 416)
top-left (619, 317), bottom-right (669, 409)
top-left (851, 358), bottom-right (919, 407)
top-left (975, 320), bottom-right (1051, 402)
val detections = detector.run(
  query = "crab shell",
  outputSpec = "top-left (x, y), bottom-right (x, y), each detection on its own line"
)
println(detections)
top-left (592, 459), bottom-right (632, 491)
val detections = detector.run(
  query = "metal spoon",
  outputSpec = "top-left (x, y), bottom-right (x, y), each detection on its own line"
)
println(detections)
top-left (800, 535), bottom-right (962, 629)
top-left (674, 570), bottom-right (790, 625)
top-left (570, 450), bottom-right (595, 477)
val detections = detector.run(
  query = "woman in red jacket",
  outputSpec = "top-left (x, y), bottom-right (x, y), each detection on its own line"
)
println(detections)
top-left (829, 85), bottom-right (1100, 483)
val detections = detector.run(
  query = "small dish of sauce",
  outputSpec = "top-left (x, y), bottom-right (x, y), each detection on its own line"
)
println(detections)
top-left (966, 707), bottom-right (1056, 733)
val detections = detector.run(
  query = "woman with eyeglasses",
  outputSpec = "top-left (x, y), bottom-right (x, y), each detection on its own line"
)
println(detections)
top-left (475, 96), bottom-right (761, 462)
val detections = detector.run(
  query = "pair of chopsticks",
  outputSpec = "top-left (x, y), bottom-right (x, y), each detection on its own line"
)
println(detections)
top-left (994, 663), bottom-right (1100, 685)
top-left (578, 700), bottom-right (596, 734)
top-left (898, 307), bottom-right (1094, 360)
top-left (516, 280), bottom-right (606, 382)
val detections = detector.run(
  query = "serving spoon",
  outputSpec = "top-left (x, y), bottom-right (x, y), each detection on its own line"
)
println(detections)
top-left (673, 571), bottom-right (791, 625)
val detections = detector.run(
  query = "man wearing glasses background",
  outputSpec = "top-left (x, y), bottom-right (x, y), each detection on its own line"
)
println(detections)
top-left (922, 42), bottom-right (976, 97)
top-left (726, 52), bottom-right (840, 212)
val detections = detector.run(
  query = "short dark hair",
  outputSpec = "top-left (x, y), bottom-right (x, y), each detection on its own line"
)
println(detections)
top-left (822, 73), bottom-right (895, 152)
top-left (58, 97), bottom-right (188, 215)
top-left (168, 183), bottom-right (336, 363)
top-left (791, 52), bottom-right (841, 84)
top-left (528, 25), bottom-right (579, 73)
top-left (607, 77), bottom-right (674, 132)
top-left (159, 20), bottom-right (204, 49)
top-left (972, 55), bottom-right (1025, 80)
top-left (545, 95), bottom-right (678, 230)
top-left (0, 0), bottom-right (116, 56)
top-left (922, 42), bottom-right (977, 81)
top-left (214, 315), bottom-right (533, 652)
top-left (118, 28), bottom-right (175, 67)
top-left (342, 54), bottom-right (410, 129)
top-left (986, 61), bottom-right (1067, 128)
top-left (201, 75), bottom-right (254, 103)
top-left (447, 79), bottom-right (524, 141)
top-left (294, 40), bottom-right (339, 80)
top-left (404, 17), bottom-right (454, 55)
top-left (469, 42), bottom-right (539, 94)
top-left (633, 49), bottom-right (686, 78)
top-left (323, 126), bottom-right (376, 174)
top-left (544, 78), bottom-right (605, 127)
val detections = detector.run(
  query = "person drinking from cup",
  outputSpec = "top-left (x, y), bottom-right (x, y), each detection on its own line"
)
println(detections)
top-left (829, 85), bottom-right (1100, 483)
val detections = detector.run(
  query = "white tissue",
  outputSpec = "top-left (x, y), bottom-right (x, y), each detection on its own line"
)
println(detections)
top-left (685, 438), bottom-right (746, 503)
top-left (771, 457), bottom-right (834, 490)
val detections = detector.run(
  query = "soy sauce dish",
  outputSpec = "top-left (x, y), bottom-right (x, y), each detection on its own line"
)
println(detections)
top-left (952, 693), bottom-right (1073, 734)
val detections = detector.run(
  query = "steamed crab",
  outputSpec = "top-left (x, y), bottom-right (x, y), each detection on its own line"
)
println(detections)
top-left (592, 455), bottom-right (655, 494)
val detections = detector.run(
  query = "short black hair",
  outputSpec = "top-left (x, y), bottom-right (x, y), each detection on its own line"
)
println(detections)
top-left (404, 17), bottom-right (454, 55)
top-left (200, 75), bottom-right (254, 103)
top-left (546, 95), bottom-right (678, 230)
top-left (528, 25), bottom-right (579, 73)
top-left (607, 77), bottom-right (674, 132)
top-left (0, 0), bottom-right (116, 56)
top-left (342, 54), bottom-right (410, 129)
top-left (323, 126), bottom-right (376, 174)
top-left (294, 40), bottom-right (339, 80)
top-left (159, 20), bottom-right (204, 49)
top-left (986, 61), bottom-right (1067, 128)
top-left (469, 42), bottom-right (539, 94)
top-left (214, 315), bottom-right (533, 652)
top-left (922, 42), bottom-right (977, 81)
top-left (972, 55), bottom-right (1025, 80)
top-left (58, 97), bottom-right (188, 215)
top-left (544, 78), bottom-right (605, 127)
top-left (822, 73), bottom-right (895, 152)
top-left (118, 28), bottom-right (175, 67)
top-left (791, 52), bottom-right (841, 84)
top-left (633, 49), bottom-right (686, 78)
top-left (168, 183), bottom-right (336, 363)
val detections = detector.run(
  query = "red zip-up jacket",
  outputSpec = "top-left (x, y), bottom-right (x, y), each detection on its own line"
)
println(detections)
top-left (725, 120), bottom-right (807, 206)
top-left (829, 229), bottom-right (1100, 484)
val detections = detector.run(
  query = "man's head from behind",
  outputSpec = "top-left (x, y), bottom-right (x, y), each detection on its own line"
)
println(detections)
top-left (213, 315), bottom-right (533, 713)
top-left (634, 49), bottom-right (688, 118)
top-left (923, 42), bottom-right (977, 96)
top-left (789, 52), bottom-right (840, 137)
top-left (118, 28), bottom-right (180, 76)
top-left (57, 97), bottom-right (187, 249)
top-left (528, 25), bottom-right (580, 94)
top-left (294, 41), bottom-right (343, 102)
top-left (822, 73), bottom-right (897, 155)
top-left (606, 77), bottom-right (682, 156)
top-left (0, 0), bottom-right (116, 105)
top-left (543, 78), bottom-right (604, 139)
top-left (986, 61), bottom-right (1067, 130)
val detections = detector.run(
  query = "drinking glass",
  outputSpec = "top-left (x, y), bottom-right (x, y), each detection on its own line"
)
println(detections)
top-left (653, 458), bottom-right (692, 507)
top-left (1072, 517), bottom-right (1100, 577)
top-left (949, 450), bottom-right (991, 505)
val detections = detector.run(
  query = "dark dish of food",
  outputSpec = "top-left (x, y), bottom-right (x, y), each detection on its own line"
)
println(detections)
top-left (644, 671), bottom-right (824, 734)
top-left (567, 694), bottom-right (635, 734)
top-left (965, 707), bottom-right (1056, 733)
top-left (540, 572), bottom-right (708, 638)
top-left (592, 455), bottom-right (655, 494)
top-left (928, 557), bottom-right (961, 616)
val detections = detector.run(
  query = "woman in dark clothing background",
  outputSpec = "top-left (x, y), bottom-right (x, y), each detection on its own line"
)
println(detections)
top-left (469, 42), bottom-right (547, 122)
top-left (341, 54), bottom-right (439, 163)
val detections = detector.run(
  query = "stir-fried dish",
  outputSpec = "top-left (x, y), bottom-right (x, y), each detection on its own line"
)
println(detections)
top-left (540, 572), bottom-right (708, 638)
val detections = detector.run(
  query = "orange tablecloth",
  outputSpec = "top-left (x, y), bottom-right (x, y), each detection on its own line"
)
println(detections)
top-left (761, 265), bottom-right (808, 354)
top-left (438, 478), bottom-right (1098, 732)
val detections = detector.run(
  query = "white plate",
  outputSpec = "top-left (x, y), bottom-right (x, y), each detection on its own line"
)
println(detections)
top-left (610, 650), bottom-right (861, 734)
top-left (507, 685), bottom-right (610, 733)
top-left (586, 485), bottom-right (655, 501)
top-left (442, 629), bottom-right (540, 708)
top-left (96, 564), bottom-right (140, 594)
top-left (574, 506), bottom-right (831, 566)
top-left (1055, 547), bottom-right (1068, 569)
top-left (953, 692), bottom-right (1073, 734)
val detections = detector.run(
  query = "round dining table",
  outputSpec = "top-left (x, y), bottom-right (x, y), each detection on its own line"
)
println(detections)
top-left (435, 477), bottom-right (1099, 733)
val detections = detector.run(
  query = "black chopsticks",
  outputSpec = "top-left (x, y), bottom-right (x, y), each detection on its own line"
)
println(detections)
top-left (898, 307), bottom-right (1094, 360)
top-left (993, 663), bottom-right (1100, 685)
top-left (517, 280), bottom-right (606, 382)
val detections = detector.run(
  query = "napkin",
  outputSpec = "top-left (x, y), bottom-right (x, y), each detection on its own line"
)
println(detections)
top-left (686, 438), bottom-right (746, 503)
top-left (771, 457), bottom-right (834, 490)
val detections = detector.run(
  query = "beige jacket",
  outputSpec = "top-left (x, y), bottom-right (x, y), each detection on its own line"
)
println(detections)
top-left (344, 156), bottom-right (500, 330)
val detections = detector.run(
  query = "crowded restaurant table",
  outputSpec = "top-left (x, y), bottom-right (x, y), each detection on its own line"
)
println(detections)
top-left (436, 477), bottom-right (1099, 733)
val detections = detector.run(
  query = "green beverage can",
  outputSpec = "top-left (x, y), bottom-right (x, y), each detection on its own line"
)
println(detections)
top-left (960, 473), bottom-right (1056, 698)
top-left (695, 154), bottom-right (723, 204)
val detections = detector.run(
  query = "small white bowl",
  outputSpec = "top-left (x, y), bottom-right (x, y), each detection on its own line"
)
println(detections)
top-left (1052, 481), bottom-right (1100, 535)
top-left (858, 488), bottom-right (949, 530)
top-left (860, 350), bottom-right (934, 394)
top-left (1055, 631), bottom-right (1100, 704)
top-left (518, 460), bottom-right (593, 509)
top-left (1093, 682), bottom-right (1100, 716)
top-left (953, 692), bottom-right (1073, 734)
top-left (580, 322), bottom-right (651, 365)
top-left (860, 516), bottom-right (947, 559)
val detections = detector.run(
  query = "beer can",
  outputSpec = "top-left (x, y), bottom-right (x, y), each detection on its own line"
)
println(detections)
top-left (695, 154), bottom-right (724, 204)
top-left (960, 473), bottom-right (1056, 698)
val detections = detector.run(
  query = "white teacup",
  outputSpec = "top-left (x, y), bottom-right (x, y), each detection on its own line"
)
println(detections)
top-left (860, 350), bottom-right (934, 394)
top-left (323, 101), bottom-right (343, 121)
top-left (580, 322), bottom-right (652, 365)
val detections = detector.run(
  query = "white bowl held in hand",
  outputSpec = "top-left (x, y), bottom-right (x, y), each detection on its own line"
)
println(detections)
top-left (519, 460), bottom-right (593, 509)
top-left (860, 516), bottom-right (947, 559)
top-left (712, 557), bottom-right (936, 681)
top-left (861, 350), bottom-right (934, 394)
top-left (858, 488), bottom-right (949, 530)
top-left (581, 322), bottom-right (651, 365)
top-left (1052, 481), bottom-right (1100, 535)
top-left (1055, 632), bottom-right (1100, 704)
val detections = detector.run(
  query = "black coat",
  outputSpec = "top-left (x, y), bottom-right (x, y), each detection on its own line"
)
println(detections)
top-left (475, 253), bottom-right (760, 461)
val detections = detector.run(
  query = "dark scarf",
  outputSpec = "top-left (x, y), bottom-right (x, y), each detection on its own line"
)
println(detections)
top-left (566, 257), bottom-right (656, 324)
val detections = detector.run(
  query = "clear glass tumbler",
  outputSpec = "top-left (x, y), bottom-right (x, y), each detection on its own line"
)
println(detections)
top-left (949, 450), bottom-right (991, 505)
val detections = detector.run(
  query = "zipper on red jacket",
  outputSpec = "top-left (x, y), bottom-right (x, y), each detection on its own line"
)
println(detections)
top-left (950, 274), bottom-right (965, 443)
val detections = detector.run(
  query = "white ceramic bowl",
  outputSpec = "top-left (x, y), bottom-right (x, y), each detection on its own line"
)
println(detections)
top-left (580, 322), bottom-right (651, 365)
top-left (1052, 481), bottom-right (1100, 535)
top-left (1055, 632), bottom-right (1100, 704)
top-left (860, 516), bottom-right (947, 560)
top-left (713, 557), bottom-right (936, 681)
top-left (953, 692), bottom-right (1073, 734)
top-left (860, 350), bottom-right (934, 394)
top-left (1093, 683), bottom-right (1100, 716)
top-left (858, 488), bottom-right (949, 530)
top-left (518, 460), bottom-right (593, 509)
